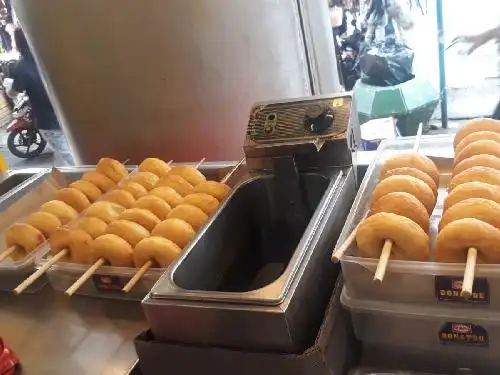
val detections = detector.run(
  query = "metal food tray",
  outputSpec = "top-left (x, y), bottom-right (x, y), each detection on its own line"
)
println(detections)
top-left (338, 134), bottom-right (500, 309)
top-left (39, 162), bottom-right (244, 300)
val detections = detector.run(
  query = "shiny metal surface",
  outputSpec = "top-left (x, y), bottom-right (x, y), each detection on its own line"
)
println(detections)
top-left (0, 169), bottom-right (50, 208)
top-left (0, 287), bottom-right (144, 375)
top-left (13, 0), bottom-right (340, 164)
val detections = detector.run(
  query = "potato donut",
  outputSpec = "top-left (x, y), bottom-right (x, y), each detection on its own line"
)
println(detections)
top-left (193, 181), bottom-right (231, 201)
top-left (448, 167), bottom-right (500, 191)
top-left (439, 198), bottom-right (500, 232)
top-left (453, 118), bottom-right (500, 148)
top-left (182, 193), bottom-right (220, 215)
top-left (74, 217), bottom-right (108, 239)
top-left (39, 200), bottom-right (78, 225)
top-left (139, 158), bottom-right (172, 178)
top-left (5, 224), bottom-right (45, 260)
top-left (444, 182), bottom-right (500, 212)
top-left (453, 154), bottom-right (500, 176)
top-left (129, 172), bottom-right (159, 191)
top-left (454, 140), bottom-right (500, 165)
top-left (168, 166), bottom-right (206, 186)
top-left (356, 212), bottom-right (429, 260)
top-left (49, 228), bottom-right (94, 264)
top-left (92, 234), bottom-right (133, 267)
top-left (379, 153), bottom-right (439, 185)
top-left (380, 167), bottom-right (437, 196)
top-left (369, 192), bottom-right (429, 231)
top-left (436, 218), bottom-right (500, 263)
top-left (168, 204), bottom-right (209, 230)
top-left (69, 180), bottom-right (103, 202)
top-left (85, 201), bottom-right (126, 223)
top-left (56, 187), bottom-right (91, 212)
top-left (149, 187), bottom-right (183, 207)
top-left (456, 131), bottom-right (500, 155)
top-left (119, 181), bottom-right (147, 199)
top-left (133, 236), bottom-right (181, 268)
top-left (157, 175), bottom-right (194, 197)
top-left (82, 171), bottom-right (115, 192)
top-left (27, 211), bottom-right (62, 237)
top-left (134, 195), bottom-right (172, 220)
top-left (371, 175), bottom-right (436, 214)
top-left (103, 189), bottom-right (136, 208)
top-left (119, 208), bottom-right (161, 231)
top-left (105, 220), bottom-right (150, 247)
top-left (152, 218), bottom-right (196, 248)
top-left (96, 158), bottom-right (128, 183)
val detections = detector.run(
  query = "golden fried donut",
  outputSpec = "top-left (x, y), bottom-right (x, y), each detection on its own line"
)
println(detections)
top-left (448, 167), bottom-right (500, 191)
top-left (119, 208), bottom-right (161, 231)
top-left (444, 182), bottom-right (500, 212)
top-left (369, 192), bottom-right (429, 231)
top-left (139, 158), bottom-right (171, 178)
top-left (379, 153), bottom-right (440, 185)
top-left (454, 140), bottom-right (500, 165)
top-left (168, 204), bottom-right (208, 230)
top-left (182, 193), bottom-right (219, 215)
top-left (152, 218), bottom-right (196, 248)
top-left (168, 166), bottom-right (206, 186)
top-left (436, 218), bottom-right (500, 263)
top-left (134, 195), bottom-right (172, 220)
top-left (371, 175), bottom-right (436, 214)
top-left (355, 212), bottom-right (429, 260)
top-left (69, 180), bottom-right (103, 202)
top-left (102, 189), bottom-right (136, 208)
top-left (119, 180), bottom-right (148, 199)
top-left (105, 220), bottom-right (150, 247)
top-left (39, 200), bottom-right (79, 225)
top-left (380, 167), bottom-right (437, 196)
top-left (149, 187), bottom-right (183, 207)
top-left (73, 217), bottom-right (108, 239)
top-left (81, 171), bottom-right (115, 192)
top-left (453, 154), bottom-right (500, 176)
top-left (27, 211), bottom-right (62, 237)
top-left (96, 158), bottom-right (128, 183)
top-left (193, 181), bottom-right (231, 201)
top-left (49, 228), bottom-right (94, 264)
top-left (439, 198), bottom-right (500, 232)
top-left (157, 175), bottom-right (193, 197)
top-left (456, 131), bottom-right (500, 155)
top-left (56, 187), bottom-right (91, 212)
top-left (84, 201), bottom-right (126, 223)
top-left (92, 234), bottom-right (133, 267)
top-left (5, 223), bottom-right (45, 260)
top-left (454, 118), bottom-right (500, 148)
top-left (133, 236), bottom-right (181, 268)
top-left (129, 172), bottom-right (159, 191)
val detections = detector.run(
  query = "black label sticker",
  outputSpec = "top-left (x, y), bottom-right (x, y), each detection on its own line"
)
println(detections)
top-left (439, 322), bottom-right (488, 347)
top-left (435, 276), bottom-right (489, 304)
top-left (92, 275), bottom-right (127, 292)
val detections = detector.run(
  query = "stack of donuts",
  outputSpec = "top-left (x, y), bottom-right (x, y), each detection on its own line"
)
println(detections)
top-left (436, 118), bottom-right (500, 271)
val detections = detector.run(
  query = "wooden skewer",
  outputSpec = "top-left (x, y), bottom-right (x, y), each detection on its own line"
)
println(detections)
top-left (331, 212), bottom-right (369, 263)
top-left (461, 251), bottom-right (478, 298)
top-left (122, 157), bottom-right (243, 292)
top-left (14, 249), bottom-right (68, 294)
top-left (194, 158), bottom-right (206, 169)
top-left (65, 258), bottom-right (106, 296)
top-left (0, 246), bottom-right (17, 262)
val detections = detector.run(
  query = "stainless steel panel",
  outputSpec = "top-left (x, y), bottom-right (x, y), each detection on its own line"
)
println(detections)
top-left (13, 0), bottom-right (340, 164)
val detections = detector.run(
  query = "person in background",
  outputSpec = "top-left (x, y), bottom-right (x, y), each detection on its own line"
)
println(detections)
top-left (7, 28), bottom-right (75, 166)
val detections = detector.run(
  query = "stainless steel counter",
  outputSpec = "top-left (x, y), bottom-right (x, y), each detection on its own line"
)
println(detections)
top-left (0, 286), bottom-right (145, 375)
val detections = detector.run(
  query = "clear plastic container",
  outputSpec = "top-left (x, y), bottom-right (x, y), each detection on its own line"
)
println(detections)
top-left (337, 135), bottom-right (500, 309)
top-left (341, 286), bottom-right (500, 369)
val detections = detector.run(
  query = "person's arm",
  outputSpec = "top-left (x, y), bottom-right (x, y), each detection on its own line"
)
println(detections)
top-left (460, 24), bottom-right (500, 54)
top-left (7, 61), bottom-right (25, 98)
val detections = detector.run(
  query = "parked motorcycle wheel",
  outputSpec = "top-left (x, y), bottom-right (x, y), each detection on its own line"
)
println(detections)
top-left (7, 128), bottom-right (47, 159)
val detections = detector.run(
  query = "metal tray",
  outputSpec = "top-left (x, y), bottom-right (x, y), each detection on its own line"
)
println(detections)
top-left (40, 162), bottom-right (244, 300)
top-left (338, 134), bottom-right (500, 309)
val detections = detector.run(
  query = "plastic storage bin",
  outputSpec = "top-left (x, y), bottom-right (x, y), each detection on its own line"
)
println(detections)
top-left (337, 135), bottom-right (500, 309)
top-left (341, 286), bottom-right (500, 369)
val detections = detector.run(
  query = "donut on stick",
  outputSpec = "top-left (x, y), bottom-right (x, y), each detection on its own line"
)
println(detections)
top-left (452, 154), bottom-right (500, 176)
top-left (443, 182), bottom-right (500, 212)
top-left (455, 131), bottom-right (500, 155)
top-left (0, 223), bottom-right (45, 262)
top-left (448, 166), bottom-right (500, 191)
top-left (454, 140), bottom-right (500, 165)
top-left (453, 118), bottom-right (500, 149)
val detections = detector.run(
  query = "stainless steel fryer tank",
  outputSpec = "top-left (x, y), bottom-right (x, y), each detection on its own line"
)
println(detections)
top-left (142, 94), bottom-right (359, 352)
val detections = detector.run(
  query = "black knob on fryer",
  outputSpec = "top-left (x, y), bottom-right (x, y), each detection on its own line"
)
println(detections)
top-left (304, 104), bottom-right (334, 133)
